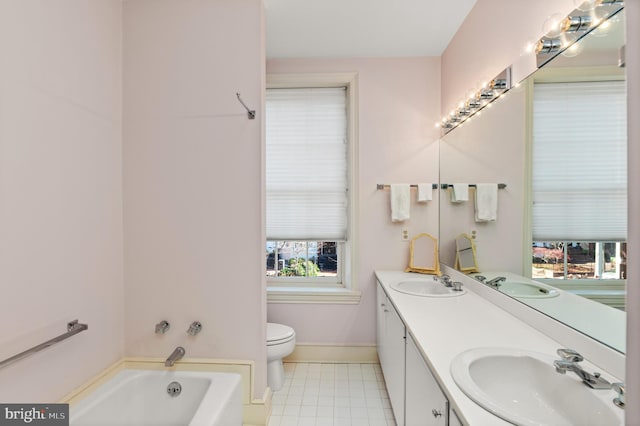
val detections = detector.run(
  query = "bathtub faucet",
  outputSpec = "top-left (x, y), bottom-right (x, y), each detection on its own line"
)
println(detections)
top-left (165, 346), bottom-right (185, 367)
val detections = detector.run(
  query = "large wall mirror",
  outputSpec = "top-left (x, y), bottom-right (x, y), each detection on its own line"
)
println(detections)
top-left (439, 5), bottom-right (626, 353)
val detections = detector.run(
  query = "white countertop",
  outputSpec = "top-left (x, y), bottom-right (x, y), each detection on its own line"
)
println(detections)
top-left (374, 270), bottom-right (623, 426)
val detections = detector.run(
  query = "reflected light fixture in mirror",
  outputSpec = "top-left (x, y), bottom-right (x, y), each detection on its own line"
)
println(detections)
top-left (535, 0), bottom-right (624, 67)
top-left (437, 67), bottom-right (512, 134)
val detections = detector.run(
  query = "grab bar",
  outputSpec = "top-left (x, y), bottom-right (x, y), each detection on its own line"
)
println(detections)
top-left (0, 320), bottom-right (88, 370)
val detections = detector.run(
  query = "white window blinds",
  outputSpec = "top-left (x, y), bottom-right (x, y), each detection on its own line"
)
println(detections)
top-left (532, 80), bottom-right (627, 241)
top-left (266, 87), bottom-right (348, 241)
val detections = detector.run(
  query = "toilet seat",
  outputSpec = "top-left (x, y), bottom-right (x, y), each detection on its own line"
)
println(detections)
top-left (267, 323), bottom-right (295, 346)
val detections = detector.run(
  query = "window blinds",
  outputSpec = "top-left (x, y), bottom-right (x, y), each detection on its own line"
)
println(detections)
top-left (532, 80), bottom-right (627, 241)
top-left (266, 87), bottom-right (348, 241)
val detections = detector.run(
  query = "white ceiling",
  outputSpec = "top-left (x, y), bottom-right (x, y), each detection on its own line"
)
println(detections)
top-left (264, 0), bottom-right (478, 58)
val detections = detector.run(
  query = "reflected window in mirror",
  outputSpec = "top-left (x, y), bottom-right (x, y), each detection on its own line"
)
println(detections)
top-left (532, 241), bottom-right (626, 280)
top-left (531, 78), bottom-right (627, 291)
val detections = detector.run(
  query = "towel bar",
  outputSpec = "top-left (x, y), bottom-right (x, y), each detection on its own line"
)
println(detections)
top-left (441, 183), bottom-right (507, 189)
top-left (377, 184), bottom-right (438, 190)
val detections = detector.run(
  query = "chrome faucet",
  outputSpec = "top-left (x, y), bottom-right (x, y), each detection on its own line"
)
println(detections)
top-left (485, 276), bottom-right (506, 287)
top-left (165, 346), bottom-right (185, 367)
top-left (553, 348), bottom-right (611, 389)
top-left (439, 274), bottom-right (452, 287)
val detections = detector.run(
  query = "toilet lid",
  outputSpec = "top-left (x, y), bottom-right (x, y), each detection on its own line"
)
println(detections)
top-left (267, 323), bottom-right (295, 345)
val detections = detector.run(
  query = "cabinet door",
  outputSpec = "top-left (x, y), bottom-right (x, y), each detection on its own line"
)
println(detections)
top-left (449, 408), bottom-right (464, 426)
top-left (405, 334), bottom-right (448, 426)
top-left (376, 282), bottom-right (406, 426)
top-left (376, 283), bottom-right (388, 370)
top-left (385, 299), bottom-right (406, 426)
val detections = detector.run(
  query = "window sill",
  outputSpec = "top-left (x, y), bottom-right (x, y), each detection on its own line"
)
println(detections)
top-left (267, 286), bottom-right (361, 304)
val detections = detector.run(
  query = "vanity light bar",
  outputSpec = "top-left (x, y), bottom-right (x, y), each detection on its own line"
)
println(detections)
top-left (534, 0), bottom-right (624, 68)
top-left (437, 66), bottom-right (512, 134)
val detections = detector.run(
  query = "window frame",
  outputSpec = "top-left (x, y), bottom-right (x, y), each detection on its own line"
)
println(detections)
top-left (265, 73), bottom-right (360, 304)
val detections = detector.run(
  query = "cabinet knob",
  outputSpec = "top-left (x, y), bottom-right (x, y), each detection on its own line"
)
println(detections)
top-left (432, 409), bottom-right (443, 418)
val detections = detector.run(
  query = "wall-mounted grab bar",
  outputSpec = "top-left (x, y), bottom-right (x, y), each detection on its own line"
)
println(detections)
top-left (0, 320), bottom-right (88, 370)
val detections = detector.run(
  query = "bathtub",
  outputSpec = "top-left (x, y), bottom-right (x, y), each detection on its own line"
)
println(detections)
top-left (70, 369), bottom-right (242, 426)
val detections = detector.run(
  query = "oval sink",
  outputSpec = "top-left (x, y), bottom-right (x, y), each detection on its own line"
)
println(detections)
top-left (389, 280), bottom-right (466, 297)
top-left (499, 281), bottom-right (559, 299)
top-left (450, 347), bottom-right (621, 426)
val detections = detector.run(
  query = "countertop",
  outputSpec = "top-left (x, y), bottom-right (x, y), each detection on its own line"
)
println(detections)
top-left (374, 270), bottom-right (624, 426)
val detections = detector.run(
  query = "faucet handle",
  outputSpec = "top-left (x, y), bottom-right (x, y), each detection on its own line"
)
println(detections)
top-left (475, 275), bottom-right (486, 283)
top-left (440, 274), bottom-right (452, 286)
top-left (557, 348), bottom-right (584, 362)
top-left (612, 382), bottom-right (625, 408)
top-left (155, 320), bottom-right (170, 334)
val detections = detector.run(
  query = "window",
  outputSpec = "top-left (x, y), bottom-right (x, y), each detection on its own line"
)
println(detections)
top-left (531, 80), bottom-right (627, 282)
top-left (265, 74), bottom-right (359, 302)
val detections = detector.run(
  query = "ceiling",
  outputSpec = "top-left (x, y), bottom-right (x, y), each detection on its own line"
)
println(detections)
top-left (264, 0), bottom-right (478, 58)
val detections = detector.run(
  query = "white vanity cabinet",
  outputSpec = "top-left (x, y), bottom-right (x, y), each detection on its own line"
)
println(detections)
top-left (377, 281), bottom-right (463, 426)
top-left (376, 283), bottom-right (406, 426)
top-left (405, 334), bottom-right (448, 426)
top-left (449, 408), bottom-right (463, 426)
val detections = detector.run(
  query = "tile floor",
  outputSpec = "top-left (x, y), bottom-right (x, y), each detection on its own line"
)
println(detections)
top-left (267, 362), bottom-right (398, 426)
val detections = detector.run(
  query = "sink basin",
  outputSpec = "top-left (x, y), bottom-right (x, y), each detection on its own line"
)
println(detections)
top-left (498, 281), bottom-right (559, 299)
top-left (450, 347), bottom-right (621, 426)
top-left (389, 280), bottom-right (466, 297)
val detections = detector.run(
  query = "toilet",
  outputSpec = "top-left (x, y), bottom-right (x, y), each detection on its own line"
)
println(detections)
top-left (266, 322), bottom-right (296, 391)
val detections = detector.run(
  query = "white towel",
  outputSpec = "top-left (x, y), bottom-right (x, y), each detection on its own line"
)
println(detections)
top-left (475, 183), bottom-right (498, 222)
top-left (417, 183), bottom-right (433, 202)
top-left (451, 183), bottom-right (469, 203)
top-left (390, 184), bottom-right (410, 222)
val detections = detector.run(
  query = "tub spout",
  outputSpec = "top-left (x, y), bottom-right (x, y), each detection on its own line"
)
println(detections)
top-left (165, 346), bottom-right (185, 367)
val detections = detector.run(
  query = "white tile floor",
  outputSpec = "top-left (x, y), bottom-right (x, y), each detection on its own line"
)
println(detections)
top-left (267, 363), bottom-right (398, 426)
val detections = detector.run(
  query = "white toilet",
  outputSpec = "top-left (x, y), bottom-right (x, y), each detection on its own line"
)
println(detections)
top-left (266, 322), bottom-right (296, 391)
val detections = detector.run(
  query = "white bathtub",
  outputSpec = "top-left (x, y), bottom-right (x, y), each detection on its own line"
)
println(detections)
top-left (70, 369), bottom-right (242, 426)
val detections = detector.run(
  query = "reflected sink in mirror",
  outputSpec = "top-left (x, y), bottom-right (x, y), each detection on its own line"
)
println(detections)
top-left (478, 276), bottom-right (559, 299)
top-left (499, 281), bottom-right (559, 298)
top-left (450, 347), bottom-right (622, 426)
top-left (389, 280), bottom-right (466, 297)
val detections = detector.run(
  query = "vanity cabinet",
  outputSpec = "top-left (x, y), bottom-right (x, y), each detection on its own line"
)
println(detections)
top-left (450, 408), bottom-right (463, 426)
top-left (376, 283), bottom-right (406, 426)
top-left (405, 334), bottom-right (448, 426)
top-left (377, 281), bottom-right (461, 426)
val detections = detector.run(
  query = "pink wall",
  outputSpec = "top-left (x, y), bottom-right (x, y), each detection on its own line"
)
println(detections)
top-left (441, 0), bottom-right (574, 117)
top-left (266, 58), bottom-right (441, 345)
top-left (122, 0), bottom-right (267, 397)
top-left (0, 0), bottom-right (124, 402)
top-left (626, 0), bottom-right (640, 420)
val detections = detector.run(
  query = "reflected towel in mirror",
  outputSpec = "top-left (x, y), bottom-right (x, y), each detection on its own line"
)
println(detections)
top-left (417, 183), bottom-right (433, 202)
top-left (390, 184), bottom-right (410, 222)
top-left (451, 183), bottom-right (469, 203)
top-left (475, 183), bottom-right (498, 222)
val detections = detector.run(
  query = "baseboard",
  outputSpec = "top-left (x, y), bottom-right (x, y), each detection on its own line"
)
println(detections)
top-left (284, 344), bottom-right (379, 363)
